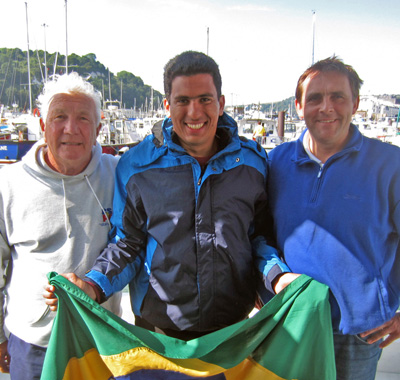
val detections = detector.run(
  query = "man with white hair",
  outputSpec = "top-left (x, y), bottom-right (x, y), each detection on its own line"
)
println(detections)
top-left (0, 72), bottom-right (121, 379)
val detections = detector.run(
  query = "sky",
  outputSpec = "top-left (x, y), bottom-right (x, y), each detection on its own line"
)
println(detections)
top-left (1, 0), bottom-right (400, 105)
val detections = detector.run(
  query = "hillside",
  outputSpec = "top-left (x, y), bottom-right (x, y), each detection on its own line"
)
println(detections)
top-left (0, 48), bottom-right (163, 112)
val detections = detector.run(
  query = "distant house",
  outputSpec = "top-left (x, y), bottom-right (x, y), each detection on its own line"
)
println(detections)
top-left (358, 95), bottom-right (400, 121)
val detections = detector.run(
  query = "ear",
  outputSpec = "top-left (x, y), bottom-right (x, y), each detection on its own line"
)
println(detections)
top-left (163, 98), bottom-right (170, 117)
top-left (352, 96), bottom-right (360, 115)
top-left (219, 95), bottom-right (225, 116)
top-left (40, 118), bottom-right (45, 132)
top-left (295, 99), bottom-right (304, 119)
top-left (94, 123), bottom-right (102, 145)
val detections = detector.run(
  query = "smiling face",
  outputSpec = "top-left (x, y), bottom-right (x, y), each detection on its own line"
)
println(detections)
top-left (164, 73), bottom-right (225, 157)
top-left (44, 93), bottom-right (101, 175)
top-left (296, 71), bottom-right (359, 157)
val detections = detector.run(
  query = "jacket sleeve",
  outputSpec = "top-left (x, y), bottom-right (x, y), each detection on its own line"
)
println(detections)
top-left (252, 236), bottom-right (290, 297)
top-left (251, 158), bottom-right (290, 297)
top-left (0, 218), bottom-right (11, 343)
top-left (85, 159), bottom-right (147, 299)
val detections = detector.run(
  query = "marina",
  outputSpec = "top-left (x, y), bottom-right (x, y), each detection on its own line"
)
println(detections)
top-left (98, 100), bottom-right (164, 155)
top-left (0, 108), bottom-right (41, 165)
top-left (1, 110), bottom-right (399, 166)
top-left (0, 0), bottom-right (398, 162)
top-left (0, 100), bottom-right (164, 163)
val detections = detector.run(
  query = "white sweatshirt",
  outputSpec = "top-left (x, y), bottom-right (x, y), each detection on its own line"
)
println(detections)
top-left (0, 140), bottom-right (122, 347)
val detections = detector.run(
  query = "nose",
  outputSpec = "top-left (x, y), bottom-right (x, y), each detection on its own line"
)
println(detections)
top-left (63, 117), bottom-right (79, 134)
top-left (187, 99), bottom-right (202, 119)
top-left (320, 96), bottom-right (333, 113)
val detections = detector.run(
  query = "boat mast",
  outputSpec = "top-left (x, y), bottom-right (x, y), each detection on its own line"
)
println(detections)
top-left (150, 87), bottom-right (154, 116)
top-left (120, 79), bottom-right (123, 105)
top-left (65, 0), bottom-right (68, 74)
top-left (311, 10), bottom-right (316, 65)
top-left (25, 2), bottom-right (32, 113)
top-left (206, 27), bottom-right (209, 55)
top-left (108, 69), bottom-right (112, 100)
top-left (53, 51), bottom-right (59, 77)
top-left (42, 23), bottom-right (48, 82)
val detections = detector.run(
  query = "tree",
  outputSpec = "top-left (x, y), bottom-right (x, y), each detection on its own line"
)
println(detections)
top-left (0, 48), bottom-right (163, 112)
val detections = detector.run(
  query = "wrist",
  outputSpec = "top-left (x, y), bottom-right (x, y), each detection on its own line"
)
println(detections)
top-left (84, 280), bottom-right (102, 303)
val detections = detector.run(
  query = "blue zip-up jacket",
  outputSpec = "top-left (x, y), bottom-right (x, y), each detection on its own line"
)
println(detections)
top-left (268, 125), bottom-right (400, 335)
top-left (86, 113), bottom-right (288, 333)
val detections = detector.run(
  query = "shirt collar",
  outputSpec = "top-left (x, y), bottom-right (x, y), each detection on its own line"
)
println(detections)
top-left (303, 130), bottom-right (323, 166)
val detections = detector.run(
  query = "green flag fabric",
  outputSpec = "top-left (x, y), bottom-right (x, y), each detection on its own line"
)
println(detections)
top-left (41, 273), bottom-right (336, 380)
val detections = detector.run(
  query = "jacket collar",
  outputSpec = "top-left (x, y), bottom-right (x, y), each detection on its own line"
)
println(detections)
top-left (293, 124), bottom-right (363, 165)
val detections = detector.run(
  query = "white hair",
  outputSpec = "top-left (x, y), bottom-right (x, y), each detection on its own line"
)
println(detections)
top-left (37, 72), bottom-right (102, 125)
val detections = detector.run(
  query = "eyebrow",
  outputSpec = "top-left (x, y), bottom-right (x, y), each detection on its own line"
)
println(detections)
top-left (331, 91), bottom-right (346, 97)
top-left (305, 90), bottom-right (346, 100)
top-left (50, 107), bottom-right (92, 115)
top-left (174, 93), bottom-right (215, 100)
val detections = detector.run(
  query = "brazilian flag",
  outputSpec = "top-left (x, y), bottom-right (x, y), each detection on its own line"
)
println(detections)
top-left (41, 273), bottom-right (335, 379)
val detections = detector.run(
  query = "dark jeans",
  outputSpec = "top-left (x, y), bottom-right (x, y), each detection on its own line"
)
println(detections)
top-left (334, 333), bottom-right (382, 380)
top-left (8, 333), bottom-right (46, 380)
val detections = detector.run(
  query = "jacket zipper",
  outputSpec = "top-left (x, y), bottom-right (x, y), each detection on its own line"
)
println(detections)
top-left (310, 164), bottom-right (324, 203)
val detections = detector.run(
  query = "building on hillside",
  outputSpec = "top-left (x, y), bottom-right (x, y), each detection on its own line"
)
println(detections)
top-left (358, 95), bottom-right (400, 122)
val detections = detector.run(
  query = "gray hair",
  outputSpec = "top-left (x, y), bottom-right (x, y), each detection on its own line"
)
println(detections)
top-left (37, 72), bottom-right (102, 125)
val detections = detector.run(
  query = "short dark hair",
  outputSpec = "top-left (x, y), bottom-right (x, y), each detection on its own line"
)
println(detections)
top-left (163, 51), bottom-right (222, 100)
top-left (295, 55), bottom-right (364, 106)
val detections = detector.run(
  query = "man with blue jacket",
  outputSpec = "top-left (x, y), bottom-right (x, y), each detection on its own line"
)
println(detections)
top-left (267, 56), bottom-right (400, 379)
top-left (45, 51), bottom-right (296, 340)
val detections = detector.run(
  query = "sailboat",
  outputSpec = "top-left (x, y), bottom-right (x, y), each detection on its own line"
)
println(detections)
top-left (0, 3), bottom-right (42, 166)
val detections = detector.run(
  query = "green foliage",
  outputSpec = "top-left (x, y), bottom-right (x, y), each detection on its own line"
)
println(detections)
top-left (259, 97), bottom-right (296, 116)
top-left (0, 48), bottom-right (163, 111)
